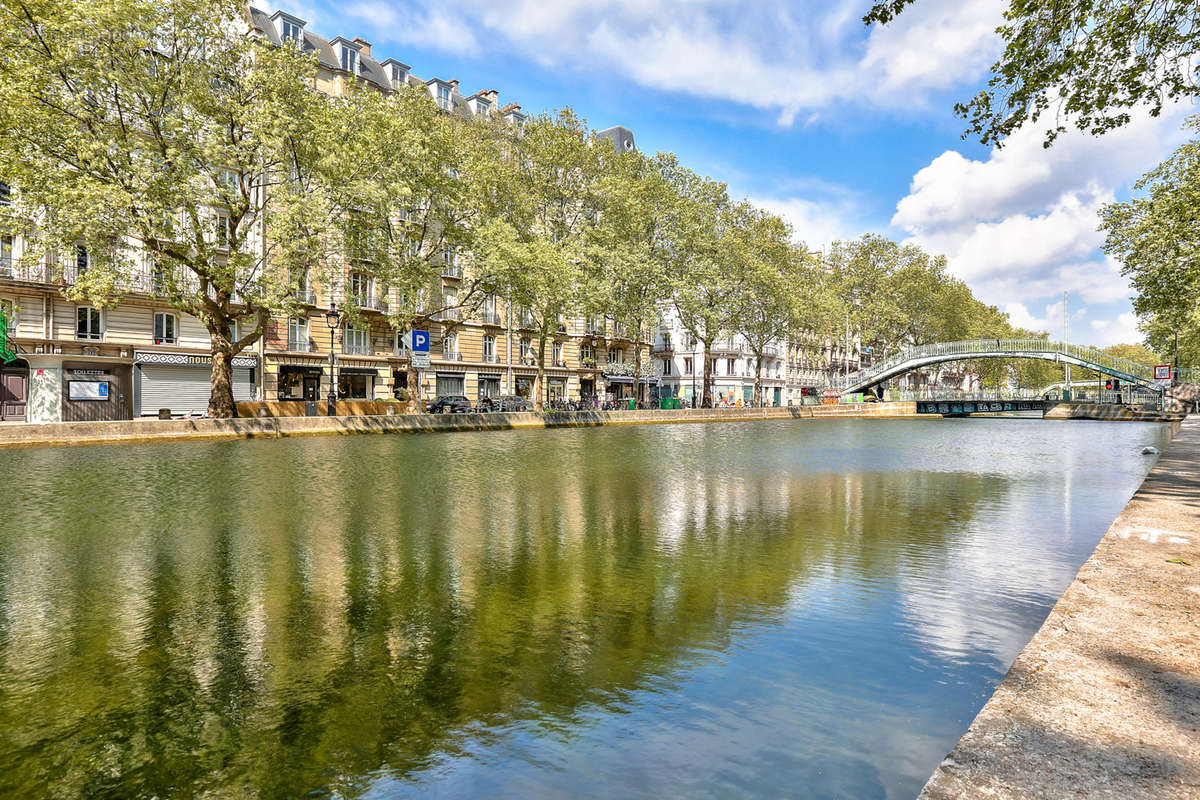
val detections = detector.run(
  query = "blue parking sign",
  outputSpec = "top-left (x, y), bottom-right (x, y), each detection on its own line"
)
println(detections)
top-left (411, 330), bottom-right (430, 353)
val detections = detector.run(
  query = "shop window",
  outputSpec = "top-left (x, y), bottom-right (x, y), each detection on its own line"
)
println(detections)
top-left (338, 373), bottom-right (370, 399)
top-left (153, 312), bottom-right (178, 344)
top-left (76, 306), bottom-right (102, 340)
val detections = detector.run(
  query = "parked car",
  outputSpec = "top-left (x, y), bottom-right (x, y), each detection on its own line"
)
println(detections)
top-left (428, 395), bottom-right (473, 414)
top-left (493, 395), bottom-right (530, 412)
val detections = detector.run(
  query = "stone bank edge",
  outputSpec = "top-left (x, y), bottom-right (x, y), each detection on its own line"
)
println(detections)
top-left (0, 402), bottom-right (919, 449)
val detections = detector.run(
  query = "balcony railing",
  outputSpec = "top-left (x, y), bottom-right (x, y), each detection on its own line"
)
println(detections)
top-left (479, 310), bottom-right (502, 325)
top-left (651, 343), bottom-right (674, 354)
top-left (288, 337), bottom-right (317, 352)
top-left (343, 342), bottom-right (373, 356)
top-left (519, 316), bottom-right (537, 329)
top-left (441, 264), bottom-right (463, 278)
top-left (347, 295), bottom-right (388, 312)
top-left (293, 289), bottom-right (317, 304)
top-left (482, 352), bottom-right (498, 363)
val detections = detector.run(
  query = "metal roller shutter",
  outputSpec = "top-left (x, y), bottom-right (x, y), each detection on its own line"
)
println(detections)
top-left (138, 365), bottom-right (210, 416)
top-left (233, 368), bottom-right (254, 402)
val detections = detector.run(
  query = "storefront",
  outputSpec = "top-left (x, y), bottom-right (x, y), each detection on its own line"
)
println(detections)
top-left (62, 362), bottom-right (133, 421)
top-left (134, 350), bottom-right (257, 416)
top-left (435, 370), bottom-right (465, 398)
top-left (545, 376), bottom-right (566, 403)
top-left (605, 374), bottom-right (634, 400)
top-left (337, 366), bottom-right (376, 400)
top-left (478, 373), bottom-right (501, 399)
top-left (279, 365), bottom-right (322, 401)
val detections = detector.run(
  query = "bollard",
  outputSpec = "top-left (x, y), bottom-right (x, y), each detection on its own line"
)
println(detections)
top-left (157, 408), bottom-right (172, 420)
top-left (256, 407), bottom-right (271, 418)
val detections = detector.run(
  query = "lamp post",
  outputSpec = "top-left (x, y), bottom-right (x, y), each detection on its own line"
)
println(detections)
top-left (325, 302), bottom-right (342, 416)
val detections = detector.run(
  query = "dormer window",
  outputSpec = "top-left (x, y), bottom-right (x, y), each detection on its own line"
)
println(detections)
top-left (434, 83), bottom-right (452, 111)
top-left (342, 47), bottom-right (357, 74)
top-left (474, 98), bottom-right (490, 117)
top-left (272, 12), bottom-right (307, 45)
top-left (386, 61), bottom-right (409, 87)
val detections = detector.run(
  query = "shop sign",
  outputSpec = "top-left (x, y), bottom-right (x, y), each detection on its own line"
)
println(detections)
top-left (135, 350), bottom-right (257, 368)
top-left (69, 380), bottom-right (109, 400)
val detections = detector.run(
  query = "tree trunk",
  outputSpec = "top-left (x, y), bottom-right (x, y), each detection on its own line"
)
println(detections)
top-left (405, 363), bottom-right (423, 413)
top-left (208, 342), bottom-right (237, 418)
top-left (701, 342), bottom-right (714, 408)
top-left (753, 352), bottom-right (763, 407)
top-left (633, 337), bottom-right (643, 406)
top-left (533, 333), bottom-right (547, 411)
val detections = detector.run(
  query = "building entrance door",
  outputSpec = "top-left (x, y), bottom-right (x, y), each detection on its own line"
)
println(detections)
top-left (0, 360), bottom-right (27, 421)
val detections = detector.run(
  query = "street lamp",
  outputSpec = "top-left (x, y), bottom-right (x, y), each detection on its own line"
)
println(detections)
top-left (325, 302), bottom-right (342, 416)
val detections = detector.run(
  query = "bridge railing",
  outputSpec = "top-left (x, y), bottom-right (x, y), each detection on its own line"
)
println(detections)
top-left (839, 339), bottom-right (1161, 391)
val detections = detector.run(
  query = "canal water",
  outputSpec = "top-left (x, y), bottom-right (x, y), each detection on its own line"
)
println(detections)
top-left (0, 418), bottom-right (1171, 798)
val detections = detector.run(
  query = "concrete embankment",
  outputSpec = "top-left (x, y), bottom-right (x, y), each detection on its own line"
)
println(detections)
top-left (920, 416), bottom-right (1200, 800)
top-left (1044, 402), bottom-right (1186, 422)
top-left (0, 401), bottom-right (917, 449)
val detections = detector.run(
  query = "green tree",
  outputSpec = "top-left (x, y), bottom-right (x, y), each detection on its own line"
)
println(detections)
top-left (727, 210), bottom-right (810, 405)
top-left (593, 150), bottom-right (677, 398)
top-left (665, 168), bottom-right (740, 408)
top-left (1100, 118), bottom-right (1200, 369)
top-left (865, 1), bottom-right (1200, 147)
top-left (0, 0), bottom-right (331, 417)
top-left (320, 84), bottom-right (506, 410)
top-left (477, 109), bottom-right (604, 411)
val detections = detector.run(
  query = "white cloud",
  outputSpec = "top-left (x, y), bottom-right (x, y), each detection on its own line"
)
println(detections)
top-left (340, 0), bottom-right (1006, 122)
top-left (748, 193), bottom-right (870, 252)
top-left (892, 103), bottom-right (1192, 346)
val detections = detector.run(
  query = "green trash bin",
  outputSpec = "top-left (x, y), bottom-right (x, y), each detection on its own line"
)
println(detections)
top-left (660, 397), bottom-right (671, 410)
top-left (625, 398), bottom-right (636, 410)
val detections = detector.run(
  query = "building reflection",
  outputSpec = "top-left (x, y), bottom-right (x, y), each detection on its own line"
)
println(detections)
top-left (0, 430), bottom-right (1015, 796)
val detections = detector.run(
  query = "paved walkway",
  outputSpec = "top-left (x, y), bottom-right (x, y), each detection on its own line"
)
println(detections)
top-left (920, 416), bottom-right (1200, 799)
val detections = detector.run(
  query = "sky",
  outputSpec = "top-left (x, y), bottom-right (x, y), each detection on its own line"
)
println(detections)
top-left (279, 0), bottom-right (1194, 347)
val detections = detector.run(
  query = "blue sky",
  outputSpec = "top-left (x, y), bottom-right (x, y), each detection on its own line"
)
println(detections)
top-left (279, 0), bottom-right (1193, 348)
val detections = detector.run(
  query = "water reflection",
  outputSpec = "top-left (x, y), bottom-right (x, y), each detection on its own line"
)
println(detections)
top-left (0, 419), bottom-right (1169, 798)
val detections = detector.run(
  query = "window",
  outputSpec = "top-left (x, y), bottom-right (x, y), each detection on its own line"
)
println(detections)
top-left (607, 348), bottom-right (621, 365)
top-left (442, 332), bottom-right (457, 358)
top-left (338, 373), bottom-right (370, 399)
top-left (76, 246), bottom-right (90, 273)
top-left (474, 99), bottom-right (490, 116)
top-left (1, 299), bottom-right (16, 337)
top-left (395, 329), bottom-right (408, 354)
top-left (153, 312), bottom-right (178, 344)
top-left (436, 84), bottom-right (452, 111)
top-left (0, 180), bottom-right (10, 205)
top-left (281, 19), bottom-right (302, 42)
top-left (684, 357), bottom-right (693, 375)
top-left (287, 317), bottom-right (308, 351)
top-left (520, 337), bottom-right (533, 362)
top-left (76, 306), bottom-right (101, 340)
top-left (227, 319), bottom-right (239, 343)
top-left (580, 343), bottom-right (595, 363)
top-left (391, 64), bottom-right (407, 85)
top-left (349, 271), bottom-right (370, 304)
top-left (552, 341), bottom-right (563, 366)
top-left (662, 359), bottom-right (672, 376)
top-left (0, 235), bottom-right (11, 276)
top-left (341, 46), bottom-right (358, 74)
top-left (344, 324), bottom-right (369, 355)
top-left (215, 213), bottom-right (230, 248)
top-left (482, 334), bottom-right (495, 362)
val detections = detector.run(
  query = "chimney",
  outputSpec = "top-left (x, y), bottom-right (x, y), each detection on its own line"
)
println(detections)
top-left (483, 89), bottom-right (499, 105)
top-left (352, 37), bottom-right (371, 56)
top-left (448, 79), bottom-right (459, 92)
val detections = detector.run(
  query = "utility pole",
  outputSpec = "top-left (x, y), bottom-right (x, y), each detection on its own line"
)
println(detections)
top-left (1063, 291), bottom-right (1072, 400)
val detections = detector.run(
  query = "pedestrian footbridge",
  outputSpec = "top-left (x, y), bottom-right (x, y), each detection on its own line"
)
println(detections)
top-left (838, 339), bottom-right (1166, 396)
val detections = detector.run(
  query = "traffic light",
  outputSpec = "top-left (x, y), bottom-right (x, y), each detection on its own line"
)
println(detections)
top-left (1105, 379), bottom-right (1113, 390)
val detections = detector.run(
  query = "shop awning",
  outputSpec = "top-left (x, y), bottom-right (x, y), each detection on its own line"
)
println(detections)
top-left (339, 367), bottom-right (378, 376)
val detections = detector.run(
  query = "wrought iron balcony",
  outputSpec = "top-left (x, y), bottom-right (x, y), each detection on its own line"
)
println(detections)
top-left (441, 264), bottom-right (463, 279)
top-left (288, 337), bottom-right (317, 352)
top-left (479, 310), bottom-right (502, 325)
top-left (343, 342), bottom-right (373, 356)
top-left (292, 289), bottom-right (317, 305)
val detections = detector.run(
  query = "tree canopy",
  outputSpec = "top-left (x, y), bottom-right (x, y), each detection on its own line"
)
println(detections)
top-left (865, 0), bottom-right (1200, 147)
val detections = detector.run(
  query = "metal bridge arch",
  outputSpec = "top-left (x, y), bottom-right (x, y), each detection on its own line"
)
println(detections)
top-left (838, 339), bottom-right (1164, 395)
